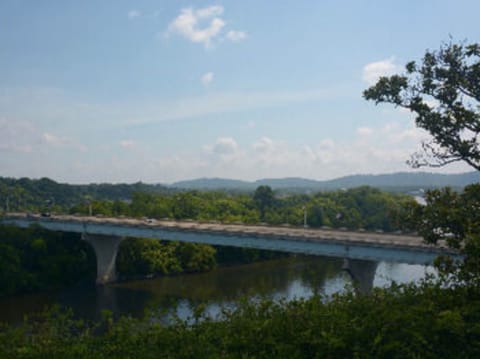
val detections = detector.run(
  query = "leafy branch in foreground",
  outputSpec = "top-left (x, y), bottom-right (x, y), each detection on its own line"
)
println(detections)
top-left (364, 40), bottom-right (480, 170)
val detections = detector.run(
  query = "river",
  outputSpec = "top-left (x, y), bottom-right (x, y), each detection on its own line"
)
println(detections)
top-left (0, 255), bottom-right (434, 324)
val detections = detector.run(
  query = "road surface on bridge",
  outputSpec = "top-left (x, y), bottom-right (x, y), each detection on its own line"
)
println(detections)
top-left (3, 212), bottom-right (442, 250)
top-left (2, 212), bottom-right (458, 284)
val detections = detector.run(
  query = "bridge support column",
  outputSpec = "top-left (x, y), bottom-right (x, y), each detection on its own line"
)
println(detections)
top-left (82, 233), bottom-right (124, 285)
top-left (342, 258), bottom-right (378, 294)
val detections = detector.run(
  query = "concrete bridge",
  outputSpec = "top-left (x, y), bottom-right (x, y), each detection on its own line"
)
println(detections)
top-left (1, 213), bottom-right (458, 286)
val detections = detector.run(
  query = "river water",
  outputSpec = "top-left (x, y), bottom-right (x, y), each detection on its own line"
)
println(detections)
top-left (0, 255), bottom-right (433, 324)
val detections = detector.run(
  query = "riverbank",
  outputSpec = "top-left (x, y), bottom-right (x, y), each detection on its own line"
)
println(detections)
top-left (1, 279), bottom-right (478, 358)
top-left (0, 255), bottom-right (433, 325)
top-left (0, 224), bottom-right (287, 298)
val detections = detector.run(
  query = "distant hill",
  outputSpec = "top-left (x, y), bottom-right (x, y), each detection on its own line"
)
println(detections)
top-left (171, 178), bottom-right (253, 190)
top-left (254, 177), bottom-right (323, 189)
top-left (319, 172), bottom-right (480, 189)
top-left (0, 177), bottom-right (172, 210)
top-left (171, 171), bottom-right (480, 192)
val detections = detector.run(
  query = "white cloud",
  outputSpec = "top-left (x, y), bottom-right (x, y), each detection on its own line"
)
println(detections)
top-left (43, 132), bottom-right (69, 146)
top-left (0, 118), bottom-right (36, 153)
top-left (424, 99), bottom-right (440, 109)
top-left (166, 6), bottom-right (247, 48)
top-left (2, 86), bottom-right (472, 183)
top-left (251, 137), bottom-right (297, 168)
top-left (362, 57), bottom-right (400, 85)
top-left (167, 6), bottom-right (226, 47)
top-left (302, 145), bottom-right (317, 162)
top-left (162, 128), bottom-right (452, 182)
top-left (357, 127), bottom-right (373, 136)
top-left (128, 10), bottom-right (142, 19)
top-left (3, 124), bottom-right (468, 184)
top-left (0, 117), bottom-right (87, 156)
top-left (211, 137), bottom-right (238, 155)
top-left (120, 139), bottom-right (136, 149)
top-left (304, 140), bottom-right (336, 165)
top-left (43, 132), bottom-right (87, 152)
top-left (319, 138), bottom-right (335, 150)
top-left (253, 136), bottom-right (274, 153)
top-left (226, 30), bottom-right (247, 42)
top-left (201, 72), bottom-right (214, 86)
top-left (389, 125), bottom-right (428, 144)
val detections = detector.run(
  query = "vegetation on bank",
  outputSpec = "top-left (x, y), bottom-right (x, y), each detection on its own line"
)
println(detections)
top-left (117, 238), bottom-right (217, 278)
top-left (1, 280), bottom-right (479, 358)
top-left (0, 223), bottom-right (289, 297)
top-left (0, 225), bottom-right (95, 297)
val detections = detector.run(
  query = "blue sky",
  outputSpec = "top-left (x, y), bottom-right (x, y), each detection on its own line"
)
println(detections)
top-left (1, 0), bottom-right (479, 183)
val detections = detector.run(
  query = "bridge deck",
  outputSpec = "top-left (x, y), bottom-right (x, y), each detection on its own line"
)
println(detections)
top-left (3, 212), bottom-right (439, 250)
top-left (2, 213), bottom-right (461, 284)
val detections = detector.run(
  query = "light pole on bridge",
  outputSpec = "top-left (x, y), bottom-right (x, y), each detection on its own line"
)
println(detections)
top-left (302, 206), bottom-right (307, 228)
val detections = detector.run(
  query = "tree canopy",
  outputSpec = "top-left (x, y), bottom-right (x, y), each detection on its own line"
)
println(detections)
top-left (364, 41), bottom-right (480, 170)
top-left (364, 40), bottom-right (480, 283)
top-left (253, 185), bottom-right (275, 220)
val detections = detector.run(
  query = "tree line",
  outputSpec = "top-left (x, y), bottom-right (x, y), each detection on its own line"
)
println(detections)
top-left (67, 185), bottom-right (416, 232)
top-left (0, 174), bottom-right (417, 232)
top-left (0, 176), bottom-right (172, 213)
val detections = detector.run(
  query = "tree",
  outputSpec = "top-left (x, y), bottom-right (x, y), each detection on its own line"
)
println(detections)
top-left (364, 41), bottom-right (480, 283)
top-left (253, 186), bottom-right (275, 220)
top-left (405, 184), bottom-right (480, 285)
top-left (364, 41), bottom-right (480, 170)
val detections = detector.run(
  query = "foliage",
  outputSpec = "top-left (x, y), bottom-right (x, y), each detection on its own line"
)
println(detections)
top-left (175, 242), bottom-right (217, 273)
top-left (1, 173), bottom-right (420, 233)
top-left (70, 186), bottom-right (413, 232)
top-left (364, 40), bottom-right (480, 170)
top-left (2, 282), bottom-right (480, 358)
top-left (0, 226), bottom-right (218, 297)
top-left (0, 176), bottom-right (172, 213)
top-left (363, 39), bottom-right (480, 286)
top-left (406, 184), bottom-right (480, 285)
top-left (116, 238), bottom-right (216, 278)
top-left (0, 225), bottom-right (96, 297)
top-left (253, 185), bottom-right (275, 220)
top-left (215, 246), bottom-right (287, 265)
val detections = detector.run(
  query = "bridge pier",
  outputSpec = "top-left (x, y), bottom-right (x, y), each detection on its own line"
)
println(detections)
top-left (82, 233), bottom-right (124, 285)
top-left (342, 258), bottom-right (378, 293)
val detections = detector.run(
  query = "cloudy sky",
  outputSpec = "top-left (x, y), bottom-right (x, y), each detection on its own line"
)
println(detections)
top-left (1, 1), bottom-right (479, 184)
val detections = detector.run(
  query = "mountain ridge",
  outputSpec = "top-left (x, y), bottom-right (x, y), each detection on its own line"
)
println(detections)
top-left (171, 171), bottom-right (480, 191)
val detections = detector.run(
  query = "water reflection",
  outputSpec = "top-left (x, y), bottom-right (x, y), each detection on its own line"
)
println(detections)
top-left (0, 255), bottom-right (433, 324)
top-left (341, 258), bottom-right (378, 293)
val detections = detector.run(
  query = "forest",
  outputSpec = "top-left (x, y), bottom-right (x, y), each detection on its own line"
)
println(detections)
top-left (1, 174), bottom-right (417, 231)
